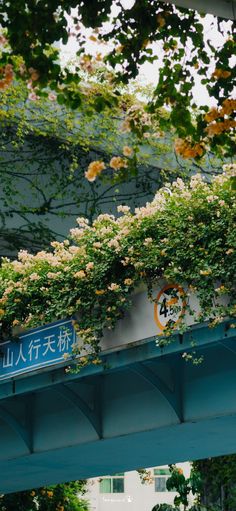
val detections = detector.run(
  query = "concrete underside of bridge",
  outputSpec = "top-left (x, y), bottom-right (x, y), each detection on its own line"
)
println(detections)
top-left (0, 321), bottom-right (236, 493)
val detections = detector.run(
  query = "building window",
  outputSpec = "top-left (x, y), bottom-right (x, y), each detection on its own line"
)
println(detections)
top-left (100, 473), bottom-right (124, 493)
top-left (154, 468), bottom-right (171, 492)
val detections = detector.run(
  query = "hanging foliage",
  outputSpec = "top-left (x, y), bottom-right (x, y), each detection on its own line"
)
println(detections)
top-left (1, 81), bottom-right (224, 259)
top-left (0, 165), bottom-right (235, 366)
top-left (0, 1), bottom-right (235, 158)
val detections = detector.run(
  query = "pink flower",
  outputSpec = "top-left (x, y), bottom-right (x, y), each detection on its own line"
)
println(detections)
top-left (28, 91), bottom-right (39, 101)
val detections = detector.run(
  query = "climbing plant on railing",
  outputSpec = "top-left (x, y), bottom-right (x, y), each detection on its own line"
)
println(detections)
top-left (0, 165), bottom-right (235, 366)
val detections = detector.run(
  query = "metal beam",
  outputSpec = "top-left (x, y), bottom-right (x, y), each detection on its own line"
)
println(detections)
top-left (219, 339), bottom-right (236, 356)
top-left (1, 326), bottom-right (236, 492)
top-left (55, 384), bottom-right (102, 439)
top-left (0, 405), bottom-right (33, 453)
top-left (0, 321), bottom-right (234, 401)
top-left (131, 362), bottom-right (183, 422)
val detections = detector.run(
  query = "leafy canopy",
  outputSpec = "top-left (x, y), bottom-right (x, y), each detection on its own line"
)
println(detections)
top-left (0, 480), bottom-right (89, 511)
top-left (0, 1), bottom-right (235, 158)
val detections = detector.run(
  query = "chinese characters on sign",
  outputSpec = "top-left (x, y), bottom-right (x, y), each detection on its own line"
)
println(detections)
top-left (0, 320), bottom-right (76, 381)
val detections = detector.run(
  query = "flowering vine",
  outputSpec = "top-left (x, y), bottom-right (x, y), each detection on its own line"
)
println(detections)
top-left (0, 165), bottom-right (235, 368)
top-left (0, 1), bottom-right (235, 159)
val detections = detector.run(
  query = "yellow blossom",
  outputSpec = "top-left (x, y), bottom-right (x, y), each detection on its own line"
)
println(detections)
top-left (205, 120), bottom-right (236, 137)
top-left (122, 145), bottom-right (133, 157)
top-left (95, 289), bottom-right (105, 295)
top-left (110, 156), bottom-right (128, 170)
top-left (124, 278), bottom-right (133, 286)
top-left (86, 262), bottom-right (94, 271)
top-left (121, 257), bottom-right (130, 266)
top-left (74, 270), bottom-right (86, 279)
top-left (175, 138), bottom-right (205, 159)
top-left (47, 271), bottom-right (61, 279)
top-left (80, 356), bottom-right (88, 364)
top-left (221, 98), bottom-right (236, 115)
top-left (13, 319), bottom-right (20, 326)
top-left (215, 285), bottom-right (227, 294)
top-left (199, 269), bottom-right (212, 276)
top-left (108, 283), bottom-right (120, 291)
top-left (29, 272), bottom-right (40, 281)
top-left (95, 52), bottom-right (103, 61)
top-left (144, 237), bottom-right (153, 246)
top-left (204, 108), bottom-right (219, 123)
top-left (212, 68), bottom-right (231, 79)
top-left (0, 64), bottom-right (14, 90)
top-left (93, 241), bottom-right (102, 249)
top-left (85, 160), bottom-right (106, 182)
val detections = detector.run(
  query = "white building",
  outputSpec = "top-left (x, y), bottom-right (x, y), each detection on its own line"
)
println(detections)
top-left (87, 463), bottom-right (193, 511)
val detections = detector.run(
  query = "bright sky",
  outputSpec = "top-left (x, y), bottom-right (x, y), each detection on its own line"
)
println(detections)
top-left (60, 1), bottom-right (234, 107)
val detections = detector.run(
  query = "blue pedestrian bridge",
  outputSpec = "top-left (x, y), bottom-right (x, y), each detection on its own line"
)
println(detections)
top-left (0, 283), bottom-right (235, 493)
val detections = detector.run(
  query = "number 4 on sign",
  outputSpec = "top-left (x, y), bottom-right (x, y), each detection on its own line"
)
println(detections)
top-left (160, 297), bottom-right (168, 318)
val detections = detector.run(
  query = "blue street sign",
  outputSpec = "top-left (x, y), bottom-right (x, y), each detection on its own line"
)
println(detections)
top-left (0, 319), bottom-right (76, 382)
